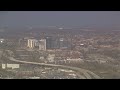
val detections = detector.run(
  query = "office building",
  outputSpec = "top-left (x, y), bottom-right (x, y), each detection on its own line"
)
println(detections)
top-left (27, 39), bottom-right (37, 49)
top-left (39, 39), bottom-right (46, 51)
top-left (52, 37), bottom-right (60, 49)
top-left (46, 36), bottom-right (53, 49)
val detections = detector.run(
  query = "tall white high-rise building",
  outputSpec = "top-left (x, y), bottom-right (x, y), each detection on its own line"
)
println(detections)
top-left (27, 39), bottom-right (37, 49)
top-left (39, 39), bottom-right (46, 51)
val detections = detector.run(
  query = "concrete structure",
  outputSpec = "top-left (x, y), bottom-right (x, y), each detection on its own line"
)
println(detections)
top-left (39, 39), bottom-right (46, 51)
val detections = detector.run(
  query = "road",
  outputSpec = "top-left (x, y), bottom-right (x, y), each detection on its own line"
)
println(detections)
top-left (7, 56), bottom-right (101, 79)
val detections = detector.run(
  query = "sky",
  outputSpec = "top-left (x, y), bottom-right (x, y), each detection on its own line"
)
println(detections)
top-left (0, 11), bottom-right (120, 29)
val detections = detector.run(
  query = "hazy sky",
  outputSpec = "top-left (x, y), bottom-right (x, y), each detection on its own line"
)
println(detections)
top-left (0, 11), bottom-right (120, 28)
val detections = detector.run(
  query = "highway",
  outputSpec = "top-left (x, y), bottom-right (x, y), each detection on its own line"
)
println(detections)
top-left (7, 56), bottom-right (101, 79)
top-left (2, 50), bottom-right (101, 79)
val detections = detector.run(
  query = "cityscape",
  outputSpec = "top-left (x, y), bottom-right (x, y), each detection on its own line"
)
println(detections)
top-left (0, 11), bottom-right (120, 79)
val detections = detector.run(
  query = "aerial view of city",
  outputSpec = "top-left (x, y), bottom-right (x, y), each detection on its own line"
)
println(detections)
top-left (0, 11), bottom-right (120, 79)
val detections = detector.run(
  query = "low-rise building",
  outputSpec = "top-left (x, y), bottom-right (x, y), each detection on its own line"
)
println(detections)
top-left (2, 64), bottom-right (20, 69)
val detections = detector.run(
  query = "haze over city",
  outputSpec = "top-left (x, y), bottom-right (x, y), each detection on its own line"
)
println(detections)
top-left (0, 11), bottom-right (120, 29)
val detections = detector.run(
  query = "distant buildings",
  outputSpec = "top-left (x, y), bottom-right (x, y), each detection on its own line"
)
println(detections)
top-left (52, 37), bottom-right (60, 49)
top-left (46, 36), bottom-right (53, 49)
top-left (18, 38), bottom-right (28, 49)
top-left (59, 38), bottom-right (70, 49)
top-left (46, 37), bottom-right (71, 50)
top-left (26, 35), bottom-right (71, 51)
top-left (27, 39), bottom-right (37, 49)
top-left (27, 38), bottom-right (47, 51)
top-left (39, 39), bottom-right (46, 51)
